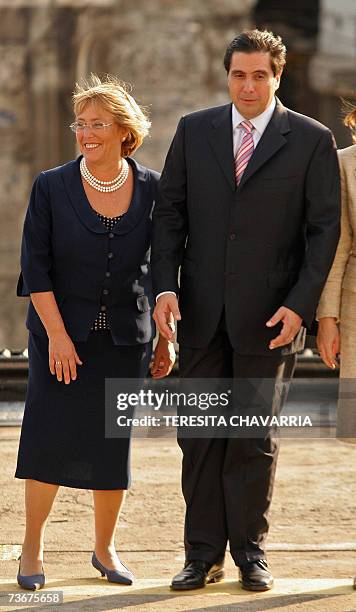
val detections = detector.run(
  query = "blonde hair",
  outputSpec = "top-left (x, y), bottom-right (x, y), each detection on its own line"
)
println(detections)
top-left (343, 100), bottom-right (356, 143)
top-left (73, 74), bottom-right (151, 156)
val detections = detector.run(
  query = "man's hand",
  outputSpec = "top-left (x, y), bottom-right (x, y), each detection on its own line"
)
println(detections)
top-left (266, 307), bottom-right (302, 350)
top-left (153, 294), bottom-right (181, 341)
top-left (316, 317), bottom-right (340, 369)
top-left (151, 336), bottom-right (176, 379)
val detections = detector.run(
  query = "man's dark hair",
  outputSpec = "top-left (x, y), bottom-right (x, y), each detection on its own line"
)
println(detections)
top-left (224, 29), bottom-right (287, 76)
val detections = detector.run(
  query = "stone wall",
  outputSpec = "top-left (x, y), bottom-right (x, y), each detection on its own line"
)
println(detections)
top-left (309, 0), bottom-right (356, 144)
top-left (0, 7), bottom-right (32, 350)
top-left (0, 1), bottom-right (255, 349)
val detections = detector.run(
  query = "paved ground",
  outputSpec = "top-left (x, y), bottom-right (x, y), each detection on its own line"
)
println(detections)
top-left (0, 428), bottom-right (355, 611)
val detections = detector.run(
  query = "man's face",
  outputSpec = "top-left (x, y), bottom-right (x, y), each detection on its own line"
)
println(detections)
top-left (227, 51), bottom-right (282, 119)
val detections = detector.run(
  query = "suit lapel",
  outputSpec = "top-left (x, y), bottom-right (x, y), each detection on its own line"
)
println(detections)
top-left (208, 104), bottom-right (236, 192)
top-left (112, 158), bottom-right (150, 235)
top-left (61, 157), bottom-right (108, 234)
top-left (238, 99), bottom-right (291, 190)
top-left (61, 156), bottom-right (150, 235)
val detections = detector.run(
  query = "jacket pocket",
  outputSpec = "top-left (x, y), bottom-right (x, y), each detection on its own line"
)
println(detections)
top-left (342, 274), bottom-right (356, 293)
top-left (267, 271), bottom-right (298, 288)
top-left (136, 295), bottom-right (151, 312)
top-left (180, 258), bottom-right (196, 277)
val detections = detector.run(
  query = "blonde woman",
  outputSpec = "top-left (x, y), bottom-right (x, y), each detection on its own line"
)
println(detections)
top-left (317, 104), bottom-right (356, 588)
top-left (15, 75), bottom-right (175, 590)
top-left (317, 105), bottom-right (356, 440)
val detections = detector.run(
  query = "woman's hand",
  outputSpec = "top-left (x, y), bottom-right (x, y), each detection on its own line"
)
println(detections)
top-left (151, 335), bottom-right (176, 379)
top-left (48, 330), bottom-right (83, 384)
top-left (317, 317), bottom-right (340, 369)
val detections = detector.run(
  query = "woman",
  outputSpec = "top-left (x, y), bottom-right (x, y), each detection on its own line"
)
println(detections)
top-left (317, 104), bottom-right (356, 589)
top-left (317, 104), bottom-right (356, 439)
top-left (15, 74), bottom-right (175, 590)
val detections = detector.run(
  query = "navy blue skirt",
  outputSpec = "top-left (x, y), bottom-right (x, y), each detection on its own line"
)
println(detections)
top-left (16, 331), bottom-right (151, 490)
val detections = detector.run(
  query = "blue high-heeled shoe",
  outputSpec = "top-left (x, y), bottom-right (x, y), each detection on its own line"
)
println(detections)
top-left (17, 556), bottom-right (45, 591)
top-left (91, 552), bottom-right (133, 585)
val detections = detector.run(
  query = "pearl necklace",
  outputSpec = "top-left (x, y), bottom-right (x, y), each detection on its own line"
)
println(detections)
top-left (80, 157), bottom-right (129, 192)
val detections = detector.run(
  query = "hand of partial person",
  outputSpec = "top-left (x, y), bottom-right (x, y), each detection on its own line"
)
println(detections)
top-left (266, 306), bottom-right (302, 349)
top-left (153, 294), bottom-right (181, 341)
top-left (48, 330), bottom-right (83, 384)
top-left (316, 317), bottom-right (340, 369)
top-left (151, 335), bottom-right (176, 379)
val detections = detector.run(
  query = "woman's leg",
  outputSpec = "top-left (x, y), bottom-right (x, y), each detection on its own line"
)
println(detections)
top-left (20, 479), bottom-right (59, 575)
top-left (93, 489), bottom-right (127, 570)
top-left (92, 342), bottom-right (150, 570)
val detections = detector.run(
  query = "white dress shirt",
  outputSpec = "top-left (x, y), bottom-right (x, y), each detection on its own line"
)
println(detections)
top-left (156, 97), bottom-right (276, 302)
top-left (232, 96), bottom-right (276, 156)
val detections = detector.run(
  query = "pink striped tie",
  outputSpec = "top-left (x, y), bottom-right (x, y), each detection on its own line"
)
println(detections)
top-left (235, 120), bottom-right (254, 185)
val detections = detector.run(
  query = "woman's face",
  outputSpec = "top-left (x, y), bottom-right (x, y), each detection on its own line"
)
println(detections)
top-left (75, 101), bottom-right (127, 165)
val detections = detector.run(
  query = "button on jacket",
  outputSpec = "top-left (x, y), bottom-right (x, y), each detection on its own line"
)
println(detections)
top-left (17, 156), bottom-right (159, 345)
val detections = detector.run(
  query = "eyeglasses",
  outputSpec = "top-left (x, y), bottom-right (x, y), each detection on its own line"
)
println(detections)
top-left (69, 121), bottom-right (113, 132)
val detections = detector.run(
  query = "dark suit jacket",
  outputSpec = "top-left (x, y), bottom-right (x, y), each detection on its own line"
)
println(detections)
top-left (17, 156), bottom-right (159, 345)
top-left (151, 98), bottom-right (341, 355)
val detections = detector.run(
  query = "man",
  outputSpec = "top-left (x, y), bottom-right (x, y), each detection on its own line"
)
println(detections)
top-left (151, 29), bottom-right (340, 591)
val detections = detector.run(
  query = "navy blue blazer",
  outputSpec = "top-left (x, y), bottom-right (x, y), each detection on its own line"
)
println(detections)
top-left (17, 156), bottom-right (159, 345)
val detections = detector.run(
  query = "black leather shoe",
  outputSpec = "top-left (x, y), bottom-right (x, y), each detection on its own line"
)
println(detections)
top-left (239, 559), bottom-right (273, 591)
top-left (353, 576), bottom-right (356, 590)
top-left (171, 560), bottom-right (224, 591)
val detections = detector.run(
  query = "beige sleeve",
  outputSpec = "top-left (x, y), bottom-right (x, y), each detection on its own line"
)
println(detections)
top-left (317, 154), bottom-right (353, 321)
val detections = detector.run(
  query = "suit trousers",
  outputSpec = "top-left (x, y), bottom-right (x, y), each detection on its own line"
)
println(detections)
top-left (178, 316), bottom-right (296, 566)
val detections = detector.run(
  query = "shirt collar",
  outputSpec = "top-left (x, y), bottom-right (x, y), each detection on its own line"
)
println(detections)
top-left (232, 97), bottom-right (276, 135)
